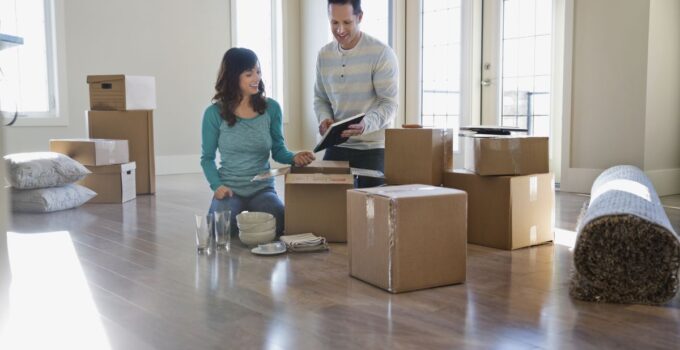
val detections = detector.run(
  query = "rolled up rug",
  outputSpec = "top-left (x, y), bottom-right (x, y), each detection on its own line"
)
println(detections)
top-left (570, 165), bottom-right (680, 304)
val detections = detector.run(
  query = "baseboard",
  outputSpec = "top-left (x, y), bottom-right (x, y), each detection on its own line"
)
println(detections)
top-left (155, 154), bottom-right (202, 175)
top-left (558, 167), bottom-right (602, 194)
top-left (645, 168), bottom-right (680, 196)
top-left (560, 166), bottom-right (680, 196)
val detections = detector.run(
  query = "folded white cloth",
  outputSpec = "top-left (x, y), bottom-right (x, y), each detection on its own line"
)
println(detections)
top-left (280, 233), bottom-right (328, 252)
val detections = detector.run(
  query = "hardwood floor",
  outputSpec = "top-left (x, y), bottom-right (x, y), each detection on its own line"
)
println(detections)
top-left (4, 174), bottom-right (680, 349)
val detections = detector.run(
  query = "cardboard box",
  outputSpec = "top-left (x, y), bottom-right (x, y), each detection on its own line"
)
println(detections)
top-left (462, 135), bottom-right (548, 176)
top-left (443, 170), bottom-right (554, 250)
top-left (385, 128), bottom-right (453, 186)
top-left (347, 184), bottom-right (467, 293)
top-left (78, 162), bottom-right (136, 203)
top-left (87, 75), bottom-right (156, 111)
top-left (49, 139), bottom-right (129, 166)
top-left (87, 110), bottom-right (156, 194)
top-left (284, 173), bottom-right (354, 242)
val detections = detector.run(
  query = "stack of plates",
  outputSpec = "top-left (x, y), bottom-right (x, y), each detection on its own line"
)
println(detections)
top-left (236, 211), bottom-right (276, 246)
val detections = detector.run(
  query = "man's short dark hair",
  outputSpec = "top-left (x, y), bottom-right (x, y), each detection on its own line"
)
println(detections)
top-left (328, 0), bottom-right (362, 15)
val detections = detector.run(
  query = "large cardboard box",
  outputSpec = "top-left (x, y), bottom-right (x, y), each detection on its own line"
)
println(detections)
top-left (78, 162), bottom-right (136, 203)
top-left (87, 75), bottom-right (156, 111)
top-left (347, 184), bottom-right (467, 293)
top-left (443, 170), bottom-right (554, 250)
top-left (49, 139), bottom-right (129, 166)
top-left (284, 173), bottom-right (354, 242)
top-left (463, 135), bottom-right (548, 176)
top-left (385, 128), bottom-right (453, 186)
top-left (87, 110), bottom-right (156, 194)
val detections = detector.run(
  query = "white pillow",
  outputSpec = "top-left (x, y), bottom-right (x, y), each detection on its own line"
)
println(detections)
top-left (4, 152), bottom-right (91, 189)
top-left (12, 184), bottom-right (97, 213)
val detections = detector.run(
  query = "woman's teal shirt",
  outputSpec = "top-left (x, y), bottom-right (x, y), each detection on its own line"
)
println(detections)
top-left (200, 98), bottom-right (294, 196)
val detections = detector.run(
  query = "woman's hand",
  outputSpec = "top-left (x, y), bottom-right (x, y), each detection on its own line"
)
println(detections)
top-left (214, 185), bottom-right (233, 200)
top-left (293, 151), bottom-right (316, 167)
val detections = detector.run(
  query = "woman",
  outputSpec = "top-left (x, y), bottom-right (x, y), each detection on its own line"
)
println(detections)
top-left (201, 47), bottom-right (315, 237)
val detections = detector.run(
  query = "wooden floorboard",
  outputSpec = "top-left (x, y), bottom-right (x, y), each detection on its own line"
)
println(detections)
top-left (5, 173), bottom-right (680, 349)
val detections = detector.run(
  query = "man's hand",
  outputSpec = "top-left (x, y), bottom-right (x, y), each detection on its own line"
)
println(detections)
top-left (214, 185), bottom-right (233, 200)
top-left (293, 151), bottom-right (316, 166)
top-left (319, 118), bottom-right (334, 136)
top-left (341, 120), bottom-right (365, 138)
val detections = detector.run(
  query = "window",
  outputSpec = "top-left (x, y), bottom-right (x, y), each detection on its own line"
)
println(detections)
top-left (500, 0), bottom-right (553, 136)
top-left (0, 0), bottom-right (56, 119)
top-left (232, 0), bottom-right (284, 114)
top-left (326, 0), bottom-right (393, 47)
top-left (420, 1), bottom-right (462, 135)
top-left (359, 0), bottom-right (392, 47)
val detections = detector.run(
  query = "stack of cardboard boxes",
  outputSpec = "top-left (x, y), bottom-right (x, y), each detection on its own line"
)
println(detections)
top-left (301, 126), bottom-right (553, 294)
top-left (443, 134), bottom-right (554, 250)
top-left (85, 75), bottom-right (157, 195)
top-left (49, 139), bottom-right (136, 203)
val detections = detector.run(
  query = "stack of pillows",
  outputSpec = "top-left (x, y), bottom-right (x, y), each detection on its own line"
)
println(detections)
top-left (4, 152), bottom-right (96, 213)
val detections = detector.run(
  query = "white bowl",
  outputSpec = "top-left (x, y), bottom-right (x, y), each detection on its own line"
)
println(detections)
top-left (236, 211), bottom-right (274, 225)
top-left (238, 219), bottom-right (276, 233)
top-left (239, 229), bottom-right (276, 247)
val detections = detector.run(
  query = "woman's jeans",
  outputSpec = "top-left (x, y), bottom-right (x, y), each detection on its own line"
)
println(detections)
top-left (208, 187), bottom-right (285, 237)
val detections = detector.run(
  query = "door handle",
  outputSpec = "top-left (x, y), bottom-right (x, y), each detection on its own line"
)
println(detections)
top-left (481, 79), bottom-right (492, 87)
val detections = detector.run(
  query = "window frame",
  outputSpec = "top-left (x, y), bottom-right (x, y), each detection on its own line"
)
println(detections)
top-left (1, 0), bottom-right (68, 127)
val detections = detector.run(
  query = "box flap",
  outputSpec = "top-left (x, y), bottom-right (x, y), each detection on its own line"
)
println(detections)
top-left (86, 162), bottom-right (136, 174)
top-left (87, 75), bottom-right (125, 83)
top-left (285, 173), bottom-right (353, 185)
top-left (290, 160), bottom-right (350, 174)
top-left (352, 184), bottom-right (464, 199)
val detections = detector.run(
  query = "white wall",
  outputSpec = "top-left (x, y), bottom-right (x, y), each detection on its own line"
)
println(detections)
top-left (644, 0), bottom-right (680, 171)
top-left (5, 0), bottom-right (305, 172)
top-left (561, 0), bottom-right (680, 195)
top-left (299, 0), bottom-right (329, 150)
top-left (570, 0), bottom-right (649, 169)
top-left (0, 126), bottom-right (10, 330)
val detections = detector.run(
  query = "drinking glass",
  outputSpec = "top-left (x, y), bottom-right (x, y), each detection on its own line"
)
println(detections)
top-left (214, 210), bottom-right (231, 250)
top-left (194, 214), bottom-right (214, 254)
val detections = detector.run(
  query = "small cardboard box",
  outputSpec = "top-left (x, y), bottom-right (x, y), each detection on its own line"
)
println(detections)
top-left (385, 128), bottom-right (453, 186)
top-left (462, 135), bottom-right (549, 176)
top-left (87, 110), bottom-right (156, 194)
top-left (347, 184), bottom-right (467, 293)
top-left (284, 172), bottom-right (354, 242)
top-left (87, 75), bottom-right (156, 111)
top-left (443, 170), bottom-right (554, 250)
top-left (49, 139), bottom-right (129, 166)
top-left (78, 162), bottom-right (136, 203)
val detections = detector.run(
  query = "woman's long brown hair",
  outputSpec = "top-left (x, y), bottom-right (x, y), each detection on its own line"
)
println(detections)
top-left (212, 48), bottom-right (267, 127)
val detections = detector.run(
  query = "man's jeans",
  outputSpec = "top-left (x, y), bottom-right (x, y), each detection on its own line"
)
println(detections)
top-left (323, 146), bottom-right (385, 188)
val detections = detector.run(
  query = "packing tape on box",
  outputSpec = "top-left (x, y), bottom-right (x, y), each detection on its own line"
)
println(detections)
top-left (366, 196), bottom-right (375, 247)
top-left (375, 186), bottom-right (436, 195)
top-left (364, 193), bottom-right (400, 292)
top-left (104, 140), bottom-right (115, 164)
top-left (387, 198), bottom-right (397, 292)
top-left (441, 129), bottom-right (454, 171)
top-left (529, 176), bottom-right (538, 202)
top-left (508, 138), bottom-right (521, 174)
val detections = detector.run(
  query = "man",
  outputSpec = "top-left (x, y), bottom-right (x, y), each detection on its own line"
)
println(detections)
top-left (314, 0), bottom-right (399, 188)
